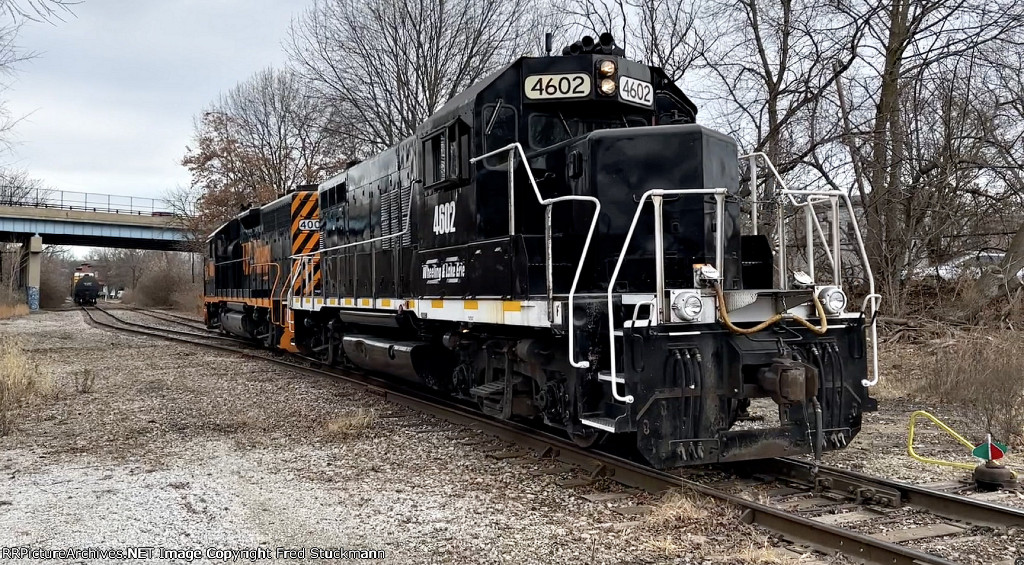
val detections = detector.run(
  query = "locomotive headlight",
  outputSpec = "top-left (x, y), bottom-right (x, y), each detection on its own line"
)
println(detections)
top-left (817, 286), bottom-right (847, 315)
top-left (598, 59), bottom-right (616, 77)
top-left (672, 292), bottom-right (704, 322)
top-left (599, 78), bottom-right (617, 95)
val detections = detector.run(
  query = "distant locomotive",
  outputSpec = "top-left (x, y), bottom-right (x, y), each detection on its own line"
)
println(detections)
top-left (73, 274), bottom-right (101, 306)
top-left (204, 34), bottom-right (881, 469)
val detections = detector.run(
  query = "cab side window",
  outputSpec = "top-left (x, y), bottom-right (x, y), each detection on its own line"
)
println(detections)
top-left (424, 119), bottom-right (469, 188)
top-left (483, 104), bottom-right (517, 168)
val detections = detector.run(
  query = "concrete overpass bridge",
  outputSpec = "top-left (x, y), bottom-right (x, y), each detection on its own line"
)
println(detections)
top-left (0, 189), bottom-right (192, 310)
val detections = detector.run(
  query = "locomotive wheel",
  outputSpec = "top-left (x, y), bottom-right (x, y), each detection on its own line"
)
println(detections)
top-left (569, 427), bottom-right (602, 448)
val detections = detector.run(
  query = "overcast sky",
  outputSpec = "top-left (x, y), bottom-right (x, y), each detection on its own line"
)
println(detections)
top-left (3, 0), bottom-right (305, 204)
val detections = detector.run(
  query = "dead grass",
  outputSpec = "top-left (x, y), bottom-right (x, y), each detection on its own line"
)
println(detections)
top-left (75, 368), bottom-right (96, 393)
top-left (872, 342), bottom-right (925, 400)
top-left (0, 288), bottom-right (29, 319)
top-left (924, 331), bottom-right (1024, 447)
top-left (717, 540), bottom-right (803, 564)
top-left (171, 287), bottom-right (203, 314)
top-left (124, 254), bottom-right (201, 309)
top-left (646, 489), bottom-right (712, 527)
top-left (0, 336), bottom-right (52, 435)
top-left (0, 302), bottom-right (29, 319)
top-left (324, 409), bottom-right (376, 437)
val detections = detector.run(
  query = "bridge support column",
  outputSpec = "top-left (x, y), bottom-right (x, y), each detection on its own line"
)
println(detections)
top-left (25, 235), bottom-right (41, 311)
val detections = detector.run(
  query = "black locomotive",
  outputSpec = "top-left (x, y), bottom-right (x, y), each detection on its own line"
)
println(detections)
top-left (205, 34), bottom-right (881, 469)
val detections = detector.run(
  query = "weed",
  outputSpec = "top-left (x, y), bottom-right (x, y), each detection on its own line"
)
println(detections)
top-left (646, 489), bottom-right (712, 527)
top-left (925, 331), bottom-right (1024, 447)
top-left (718, 539), bottom-right (801, 564)
top-left (0, 288), bottom-right (29, 319)
top-left (75, 368), bottom-right (96, 393)
top-left (0, 337), bottom-right (51, 435)
top-left (0, 302), bottom-right (28, 319)
top-left (324, 409), bottom-right (376, 437)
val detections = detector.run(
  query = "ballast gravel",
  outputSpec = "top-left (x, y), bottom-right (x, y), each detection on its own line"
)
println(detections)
top-left (1, 309), bottom-right (821, 565)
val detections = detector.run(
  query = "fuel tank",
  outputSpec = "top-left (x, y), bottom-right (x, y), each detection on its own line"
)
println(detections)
top-left (341, 335), bottom-right (455, 387)
top-left (220, 311), bottom-right (255, 339)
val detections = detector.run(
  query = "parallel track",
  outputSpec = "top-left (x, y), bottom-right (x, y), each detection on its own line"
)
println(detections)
top-left (82, 305), bottom-right (1023, 565)
top-left (92, 306), bottom-right (243, 344)
top-left (127, 307), bottom-right (210, 332)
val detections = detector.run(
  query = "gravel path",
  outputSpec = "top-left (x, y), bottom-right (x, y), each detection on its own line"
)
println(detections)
top-left (1, 311), bottom-right (813, 565)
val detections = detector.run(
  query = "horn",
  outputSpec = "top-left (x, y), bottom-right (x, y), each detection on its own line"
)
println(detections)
top-left (580, 35), bottom-right (595, 52)
top-left (597, 33), bottom-right (615, 54)
top-left (568, 41), bottom-right (583, 55)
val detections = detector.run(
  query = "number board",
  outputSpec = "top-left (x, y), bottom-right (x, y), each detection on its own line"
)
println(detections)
top-left (524, 73), bottom-right (592, 100)
top-left (619, 76), bottom-right (654, 106)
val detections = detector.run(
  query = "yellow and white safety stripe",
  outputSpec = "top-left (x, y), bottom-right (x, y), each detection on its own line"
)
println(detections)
top-left (290, 296), bottom-right (561, 327)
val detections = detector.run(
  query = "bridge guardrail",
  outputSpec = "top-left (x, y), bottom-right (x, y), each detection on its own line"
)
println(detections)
top-left (0, 188), bottom-right (173, 216)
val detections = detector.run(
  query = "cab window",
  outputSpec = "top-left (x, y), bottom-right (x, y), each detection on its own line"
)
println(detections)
top-left (424, 119), bottom-right (469, 188)
top-left (482, 104), bottom-right (517, 168)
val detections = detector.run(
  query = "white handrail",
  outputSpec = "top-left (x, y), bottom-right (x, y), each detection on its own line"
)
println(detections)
top-left (744, 152), bottom-right (838, 275)
top-left (605, 188), bottom-right (729, 404)
top-left (470, 143), bottom-right (600, 372)
top-left (742, 152), bottom-right (881, 387)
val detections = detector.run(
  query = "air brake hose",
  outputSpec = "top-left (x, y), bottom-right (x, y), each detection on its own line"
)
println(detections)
top-left (713, 282), bottom-right (828, 336)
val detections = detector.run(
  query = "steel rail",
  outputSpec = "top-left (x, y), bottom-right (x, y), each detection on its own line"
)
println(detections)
top-left (770, 457), bottom-right (1024, 530)
top-left (128, 307), bottom-right (211, 332)
top-left (79, 306), bottom-right (975, 565)
top-left (89, 306), bottom-right (244, 344)
top-left (127, 307), bottom-right (202, 322)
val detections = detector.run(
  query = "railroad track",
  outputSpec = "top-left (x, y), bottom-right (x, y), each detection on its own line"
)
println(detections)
top-left (127, 307), bottom-right (209, 332)
top-left (86, 305), bottom-right (243, 344)
top-left (80, 305), bottom-right (1024, 565)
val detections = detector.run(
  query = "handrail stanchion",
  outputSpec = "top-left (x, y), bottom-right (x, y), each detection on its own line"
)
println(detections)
top-left (805, 206), bottom-right (815, 281)
top-left (777, 193), bottom-right (787, 289)
top-left (508, 151), bottom-right (515, 235)
top-left (831, 196), bottom-right (841, 284)
top-left (652, 194), bottom-right (665, 324)
top-left (605, 187), bottom-right (728, 405)
top-left (715, 193), bottom-right (725, 274)
top-left (748, 154), bottom-right (758, 235)
top-left (545, 205), bottom-right (553, 322)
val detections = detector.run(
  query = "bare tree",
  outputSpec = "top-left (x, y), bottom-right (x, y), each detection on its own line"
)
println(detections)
top-left (0, 168), bottom-right (48, 205)
top-left (956, 58), bottom-right (1024, 319)
top-left (0, 1), bottom-right (75, 147)
top-left (830, 0), bottom-right (1024, 311)
top-left (0, 0), bottom-right (74, 22)
top-left (555, 0), bottom-right (708, 81)
top-left (88, 248), bottom-right (148, 291)
top-left (288, 0), bottom-right (537, 151)
top-left (181, 67), bottom-right (348, 231)
top-left (163, 184), bottom-right (208, 253)
top-left (552, 0), bottom-right (1024, 317)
